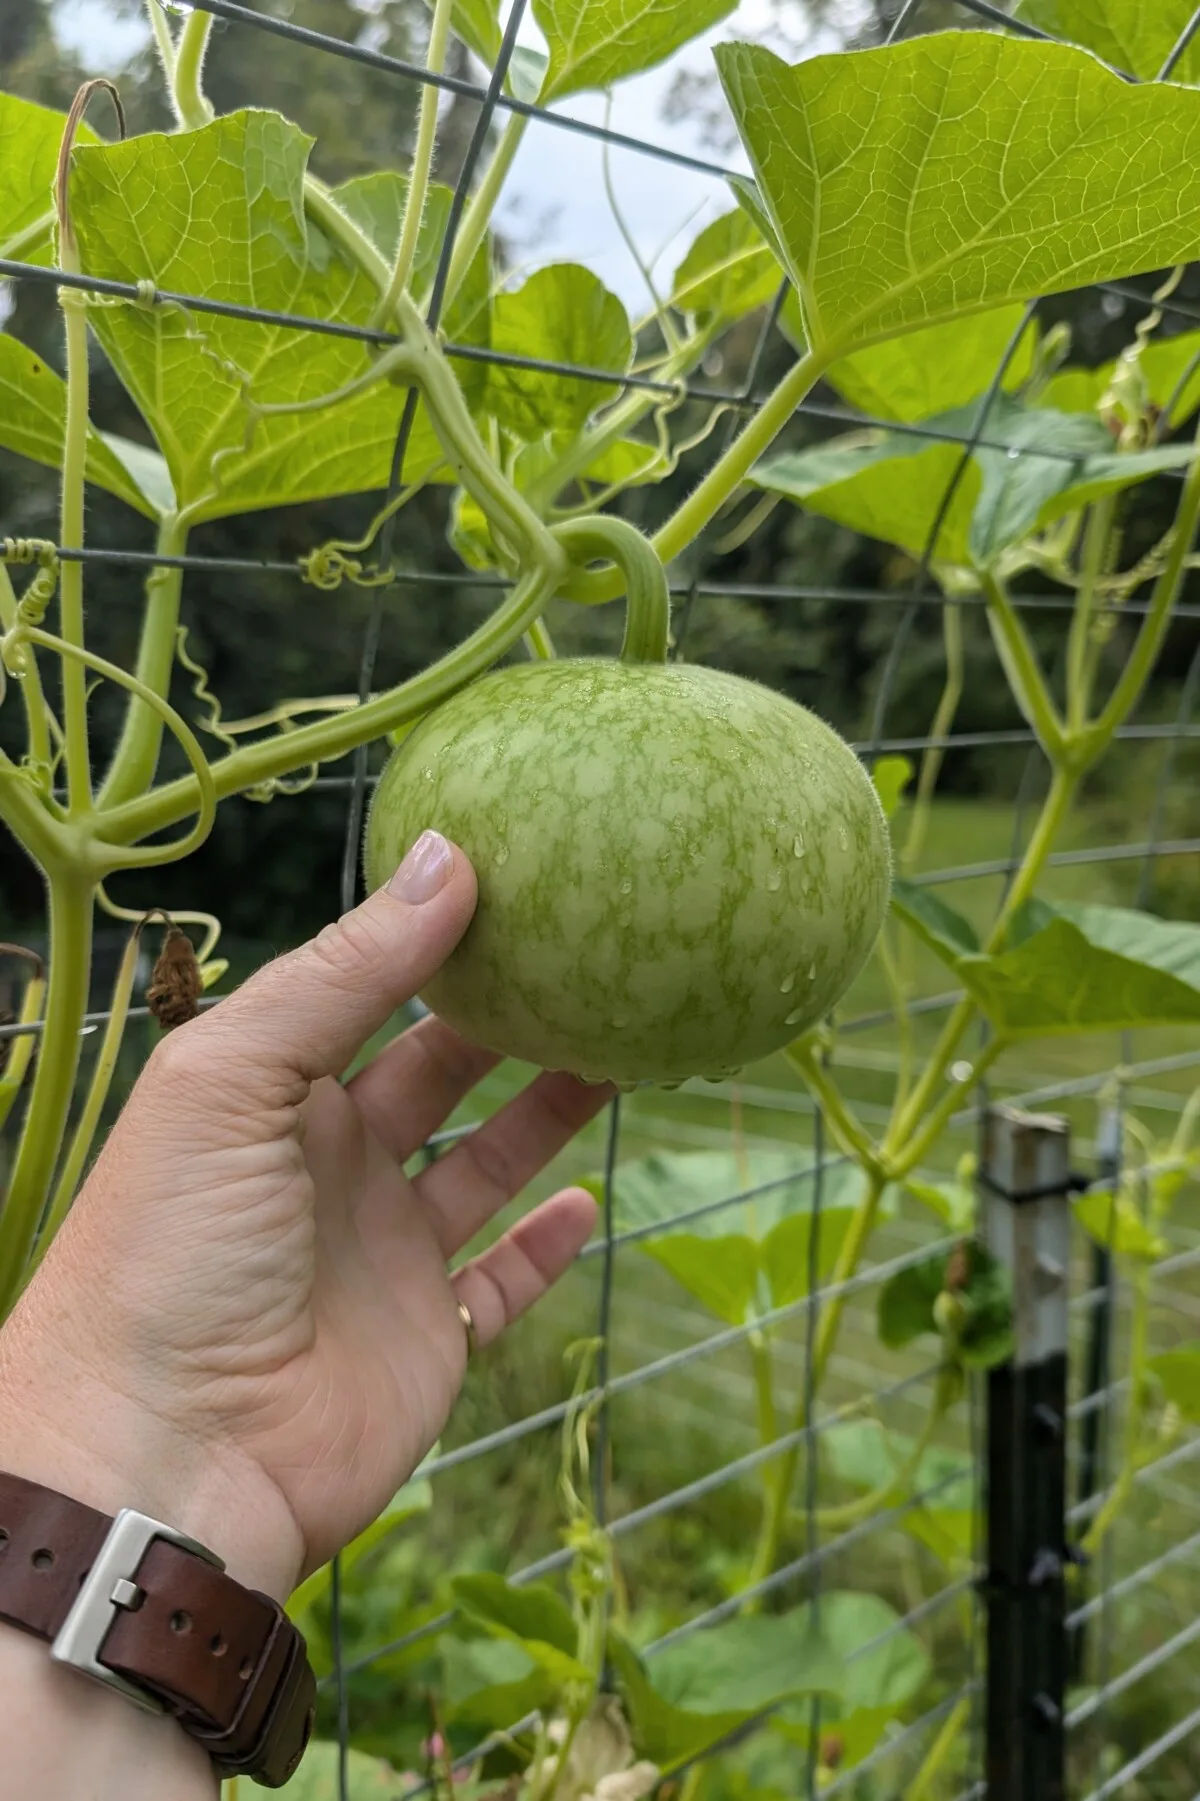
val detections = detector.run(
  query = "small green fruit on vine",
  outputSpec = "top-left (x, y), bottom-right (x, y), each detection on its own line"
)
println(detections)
top-left (365, 660), bottom-right (891, 1085)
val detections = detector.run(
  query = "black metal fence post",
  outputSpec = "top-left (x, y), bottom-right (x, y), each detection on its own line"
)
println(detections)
top-left (982, 1106), bottom-right (1072, 1801)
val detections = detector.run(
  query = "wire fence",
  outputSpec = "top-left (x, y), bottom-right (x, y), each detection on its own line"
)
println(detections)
top-left (4, 0), bottom-right (1200, 1796)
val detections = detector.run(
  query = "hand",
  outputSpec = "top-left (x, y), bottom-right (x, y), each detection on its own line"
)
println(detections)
top-left (0, 832), bottom-right (610, 1600)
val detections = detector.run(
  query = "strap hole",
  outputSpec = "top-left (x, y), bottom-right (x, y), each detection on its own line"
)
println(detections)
top-left (238, 1656), bottom-right (254, 1680)
top-left (31, 1548), bottom-right (54, 1570)
top-left (169, 1609), bottom-right (193, 1634)
top-left (210, 1633), bottom-right (227, 1657)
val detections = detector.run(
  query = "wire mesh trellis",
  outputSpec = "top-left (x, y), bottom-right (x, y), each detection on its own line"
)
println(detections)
top-left (4, 0), bottom-right (1200, 1798)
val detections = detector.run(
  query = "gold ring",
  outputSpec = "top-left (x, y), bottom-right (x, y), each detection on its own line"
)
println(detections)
top-left (457, 1298), bottom-right (477, 1360)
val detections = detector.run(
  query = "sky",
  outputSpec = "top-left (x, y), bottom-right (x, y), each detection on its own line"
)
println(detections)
top-left (50, 0), bottom-right (872, 306)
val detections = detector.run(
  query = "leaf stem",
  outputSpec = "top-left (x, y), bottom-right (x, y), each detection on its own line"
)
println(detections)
top-left (443, 117), bottom-right (527, 318)
top-left (979, 568), bottom-right (1063, 758)
top-left (370, 0), bottom-right (455, 331)
top-left (1067, 494), bottom-right (1116, 733)
top-left (56, 283), bottom-right (93, 817)
top-left (0, 873), bottom-right (94, 1321)
top-left (143, 0), bottom-right (177, 77)
top-left (1089, 425), bottom-right (1200, 749)
top-left (171, 9), bottom-right (215, 129)
top-left (97, 514), bottom-right (190, 809)
top-left (784, 1043), bottom-right (882, 1176)
top-left (906, 1694), bottom-right (971, 1801)
top-left (901, 602), bottom-right (964, 874)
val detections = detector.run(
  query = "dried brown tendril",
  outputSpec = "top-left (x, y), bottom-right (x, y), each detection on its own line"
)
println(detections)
top-left (943, 1239), bottom-right (971, 1294)
top-left (146, 923), bottom-right (202, 1030)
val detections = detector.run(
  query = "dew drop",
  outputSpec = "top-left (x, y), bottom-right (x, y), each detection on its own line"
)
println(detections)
top-left (619, 877), bottom-right (633, 895)
top-left (785, 1006), bottom-right (807, 1026)
top-left (1006, 446), bottom-right (1020, 459)
top-left (808, 960), bottom-right (817, 980)
top-left (614, 1079), bottom-right (639, 1094)
top-left (766, 867), bottom-right (783, 892)
top-left (792, 835), bottom-right (805, 858)
top-left (780, 971), bottom-right (796, 994)
top-left (494, 844), bottom-right (510, 867)
top-left (610, 1017), bottom-right (628, 1030)
top-left (422, 767), bottom-right (434, 781)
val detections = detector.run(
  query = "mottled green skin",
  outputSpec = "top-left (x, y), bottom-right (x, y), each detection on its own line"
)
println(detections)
top-left (365, 659), bottom-right (891, 1085)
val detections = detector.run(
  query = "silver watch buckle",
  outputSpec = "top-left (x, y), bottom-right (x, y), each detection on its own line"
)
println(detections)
top-left (51, 1508), bottom-right (225, 1713)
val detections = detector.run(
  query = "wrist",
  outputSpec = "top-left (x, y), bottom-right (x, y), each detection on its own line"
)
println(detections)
top-left (0, 1320), bottom-right (304, 1603)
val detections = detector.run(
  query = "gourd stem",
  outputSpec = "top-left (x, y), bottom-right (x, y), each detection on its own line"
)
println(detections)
top-left (551, 516), bottom-right (670, 663)
top-left (172, 10), bottom-right (215, 129)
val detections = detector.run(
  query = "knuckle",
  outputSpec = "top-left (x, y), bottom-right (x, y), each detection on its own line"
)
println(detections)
top-left (307, 910), bottom-right (391, 989)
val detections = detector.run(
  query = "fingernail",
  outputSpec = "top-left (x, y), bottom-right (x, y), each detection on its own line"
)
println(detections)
top-left (389, 830), bottom-right (454, 903)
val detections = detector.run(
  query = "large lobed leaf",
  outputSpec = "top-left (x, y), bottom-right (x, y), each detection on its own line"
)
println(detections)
top-left (717, 33), bottom-right (1200, 357)
top-left (751, 393), bottom-right (1198, 570)
top-left (1018, 0), bottom-right (1200, 84)
top-left (892, 887), bottom-right (1200, 1037)
top-left (824, 305), bottom-right (1039, 425)
top-left (604, 1148), bottom-right (873, 1325)
top-left (487, 263), bottom-right (631, 440)
top-left (534, 0), bottom-right (738, 101)
top-left (0, 334), bottom-right (168, 517)
top-left (68, 112), bottom-right (489, 519)
top-left (0, 91), bottom-right (100, 263)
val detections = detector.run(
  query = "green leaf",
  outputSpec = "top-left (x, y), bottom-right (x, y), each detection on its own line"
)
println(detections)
top-left (827, 306), bottom-right (1038, 424)
top-left (670, 210), bottom-right (782, 328)
top-left (891, 878), bottom-right (979, 963)
top-left (582, 437), bottom-right (662, 488)
top-left (0, 334), bottom-right (165, 517)
top-left (534, 0), bottom-right (737, 102)
top-left (0, 92), bottom-right (101, 263)
top-left (614, 1607), bottom-right (844, 1771)
top-left (1150, 1342), bottom-right (1200, 1421)
top-left (1074, 1187), bottom-right (1168, 1261)
top-left (1018, 0), bottom-right (1200, 84)
top-left (1041, 330), bottom-right (1200, 431)
top-left (871, 755), bottom-right (913, 819)
top-left (433, 0), bottom-right (501, 65)
top-left (750, 432), bottom-right (977, 567)
top-left (905, 1175), bottom-right (975, 1233)
top-left (773, 1592), bottom-right (931, 1762)
top-left (755, 392), bottom-right (1196, 570)
top-left (441, 1634), bottom-right (555, 1730)
top-left (961, 899), bottom-right (1200, 1037)
top-left (333, 171), bottom-right (491, 365)
top-left (487, 264), bottom-right (631, 440)
top-left (450, 1573), bottom-right (578, 1657)
top-left (278, 1743), bottom-right (405, 1797)
top-left (609, 1149), bottom-right (869, 1323)
top-left (70, 112), bottom-right (459, 519)
top-left (878, 1243), bottom-right (1012, 1368)
top-left (716, 33), bottom-right (1200, 356)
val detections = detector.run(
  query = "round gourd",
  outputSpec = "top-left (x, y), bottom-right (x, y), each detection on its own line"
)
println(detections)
top-left (364, 659), bottom-right (891, 1086)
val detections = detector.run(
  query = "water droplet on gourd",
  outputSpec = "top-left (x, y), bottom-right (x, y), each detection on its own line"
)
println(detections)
top-left (785, 1006), bottom-right (806, 1026)
top-left (1006, 446), bottom-right (1019, 459)
top-left (619, 877), bottom-right (633, 895)
top-left (808, 961), bottom-right (817, 980)
top-left (766, 867), bottom-right (783, 892)
top-left (659, 1079), bottom-right (685, 1091)
top-left (615, 1080), bottom-right (639, 1094)
top-left (494, 844), bottom-right (509, 866)
top-left (780, 971), bottom-right (796, 994)
top-left (793, 836), bottom-right (805, 858)
top-left (423, 767), bottom-right (434, 781)
top-left (610, 1017), bottom-right (628, 1030)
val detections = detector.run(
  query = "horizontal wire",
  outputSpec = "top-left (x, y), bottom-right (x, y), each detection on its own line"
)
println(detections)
top-left (1067, 1524), bottom-right (1200, 1630)
top-left (1068, 1435), bottom-right (1200, 1527)
top-left (1067, 1613), bottom-right (1200, 1728)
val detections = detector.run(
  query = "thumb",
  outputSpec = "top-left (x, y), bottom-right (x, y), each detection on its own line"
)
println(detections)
top-left (178, 831), bottom-right (477, 1092)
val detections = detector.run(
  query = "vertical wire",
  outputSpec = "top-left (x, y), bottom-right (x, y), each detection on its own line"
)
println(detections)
top-left (330, 1550), bottom-right (350, 1801)
top-left (803, 1101), bottom-right (826, 1798)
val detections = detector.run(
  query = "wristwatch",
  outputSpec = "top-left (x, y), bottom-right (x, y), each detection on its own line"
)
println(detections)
top-left (0, 1470), bottom-right (316, 1788)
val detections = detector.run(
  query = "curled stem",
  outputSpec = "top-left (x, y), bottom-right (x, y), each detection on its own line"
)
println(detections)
top-left (550, 515), bottom-right (670, 663)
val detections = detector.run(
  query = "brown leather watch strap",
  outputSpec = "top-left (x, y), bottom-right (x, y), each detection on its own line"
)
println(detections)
top-left (0, 1470), bottom-right (315, 1788)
